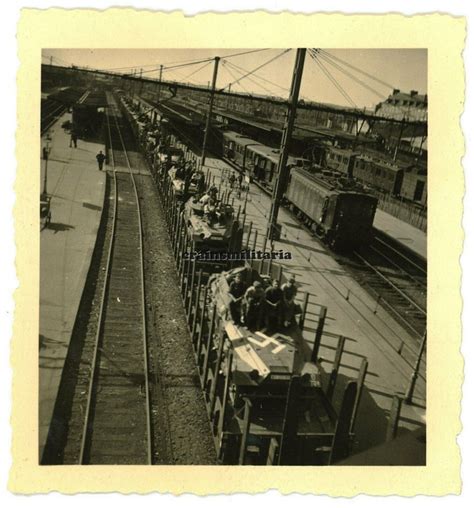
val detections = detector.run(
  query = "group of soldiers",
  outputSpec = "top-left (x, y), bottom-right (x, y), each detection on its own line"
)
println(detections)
top-left (228, 274), bottom-right (298, 333)
top-left (194, 185), bottom-right (229, 226)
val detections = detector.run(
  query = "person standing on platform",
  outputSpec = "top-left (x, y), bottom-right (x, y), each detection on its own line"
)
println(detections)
top-left (69, 129), bottom-right (78, 148)
top-left (96, 150), bottom-right (106, 171)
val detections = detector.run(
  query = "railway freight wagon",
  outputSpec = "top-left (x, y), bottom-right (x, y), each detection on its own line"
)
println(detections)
top-left (285, 168), bottom-right (378, 251)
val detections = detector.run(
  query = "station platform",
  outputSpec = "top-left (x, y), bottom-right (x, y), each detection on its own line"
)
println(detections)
top-left (39, 113), bottom-right (106, 460)
top-left (196, 155), bottom-right (426, 454)
top-left (374, 209), bottom-right (427, 261)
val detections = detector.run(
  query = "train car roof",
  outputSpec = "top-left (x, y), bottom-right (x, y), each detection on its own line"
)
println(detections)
top-left (327, 146), bottom-right (359, 156)
top-left (358, 155), bottom-right (405, 173)
top-left (291, 167), bottom-right (376, 197)
top-left (222, 130), bottom-right (260, 146)
top-left (246, 143), bottom-right (304, 166)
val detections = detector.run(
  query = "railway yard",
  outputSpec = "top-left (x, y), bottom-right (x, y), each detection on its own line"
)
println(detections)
top-left (39, 52), bottom-right (427, 466)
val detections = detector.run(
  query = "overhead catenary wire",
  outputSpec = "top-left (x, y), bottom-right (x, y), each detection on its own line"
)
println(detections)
top-left (181, 60), bottom-right (213, 83)
top-left (224, 59), bottom-right (290, 95)
top-left (314, 50), bottom-right (387, 101)
top-left (308, 50), bottom-right (358, 109)
top-left (222, 60), bottom-right (275, 96)
top-left (219, 49), bottom-right (292, 92)
top-left (138, 57), bottom-right (216, 77)
top-left (102, 49), bottom-right (270, 75)
top-left (313, 49), bottom-right (415, 118)
top-left (221, 61), bottom-right (251, 95)
top-left (316, 49), bottom-right (395, 91)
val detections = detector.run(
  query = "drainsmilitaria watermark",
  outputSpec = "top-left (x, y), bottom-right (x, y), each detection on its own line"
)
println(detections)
top-left (183, 249), bottom-right (293, 261)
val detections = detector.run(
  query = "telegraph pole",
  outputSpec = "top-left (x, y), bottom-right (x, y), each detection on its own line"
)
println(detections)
top-left (265, 48), bottom-right (306, 245)
top-left (157, 64), bottom-right (164, 103)
top-left (201, 56), bottom-right (220, 168)
top-left (404, 330), bottom-right (427, 404)
top-left (139, 68), bottom-right (143, 96)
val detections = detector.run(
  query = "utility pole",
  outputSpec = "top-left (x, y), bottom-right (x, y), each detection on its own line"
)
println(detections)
top-left (42, 134), bottom-right (52, 197)
top-left (201, 56), bottom-right (220, 168)
top-left (265, 48), bottom-right (306, 245)
top-left (157, 64), bottom-right (164, 103)
top-left (404, 330), bottom-right (427, 404)
top-left (393, 117), bottom-right (406, 162)
top-left (139, 68), bottom-right (143, 96)
top-left (49, 56), bottom-right (53, 66)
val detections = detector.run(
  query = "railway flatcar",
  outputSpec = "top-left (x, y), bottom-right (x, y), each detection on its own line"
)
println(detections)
top-left (204, 266), bottom-right (365, 464)
top-left (285, 168), bottom-right (378, 251)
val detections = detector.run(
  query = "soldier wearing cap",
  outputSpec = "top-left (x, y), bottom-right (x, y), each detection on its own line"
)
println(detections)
top-left (228, 274), bottom-right (246, 323)
top-left (243, 280), bottom-right (265, 330)
top-left (282, 276), bottom-right (297, 304)
top-left (264, 279), bottom-right (283, 332)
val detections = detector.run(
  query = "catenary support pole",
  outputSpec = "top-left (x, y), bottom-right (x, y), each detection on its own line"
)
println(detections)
top-left (265, 49), bottom-right (306, 247)
top-left (201, 56), bottom-right (220, 168)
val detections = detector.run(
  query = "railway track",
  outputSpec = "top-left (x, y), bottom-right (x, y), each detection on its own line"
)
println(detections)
top-left (78, 94), bottom-right (152, 465)
top-left (224, 153), bottom-right (427, 341)
top-left (41, 99), bottom-right (67, 134)
top-left (351, 235), bottom-right (426, 341)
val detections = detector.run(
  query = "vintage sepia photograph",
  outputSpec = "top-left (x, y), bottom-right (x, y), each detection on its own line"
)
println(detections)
top-left (38, 47), bottom-right (428, 467)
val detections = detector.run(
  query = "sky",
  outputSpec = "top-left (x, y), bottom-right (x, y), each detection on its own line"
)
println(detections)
top-left (43, 48), bottom-right (427, 109)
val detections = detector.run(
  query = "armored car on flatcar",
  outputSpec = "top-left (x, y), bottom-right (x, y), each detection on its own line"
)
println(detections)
top-left (203, 266), bottom-right (366, 464)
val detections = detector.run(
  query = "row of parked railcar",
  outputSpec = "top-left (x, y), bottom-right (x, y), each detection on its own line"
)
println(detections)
top-left (325, 146), bottom-right (427, 206)
top-left (222, 131), bottom-right (378, 251)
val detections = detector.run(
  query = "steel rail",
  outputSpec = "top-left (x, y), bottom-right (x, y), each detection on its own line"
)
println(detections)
top-left (110, 101), bottom-right (153, 465)
top-left (222, 174), bottom-right (427, 381)
top-left (368, 243), bottom-right (426, 292)
top-left (41, 103), bottom-right (66, 134)
top-left (78, 105), bottom-right (119, 465)
top-left (373, 235), bottom-right (427, 276)
top-left (353, 251), bottom-right (426, 317)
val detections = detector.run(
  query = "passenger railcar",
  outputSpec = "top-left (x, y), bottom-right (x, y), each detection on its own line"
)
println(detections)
top-left (325, 146), bottom-right (358, 177)
top-left (222, 131), bottom-right (262, 182)
top-left (222, 130), bottom-right (308, 191)
top-left (353, 155), bottom-right (404, 196)
top-left (285, 168), bottom-right (378, 251)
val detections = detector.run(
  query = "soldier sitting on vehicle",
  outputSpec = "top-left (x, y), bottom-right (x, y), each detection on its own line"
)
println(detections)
top-left (203, 197), bottom-right (218, 225)
top-left (242, 281), bottom-right (265, 330)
